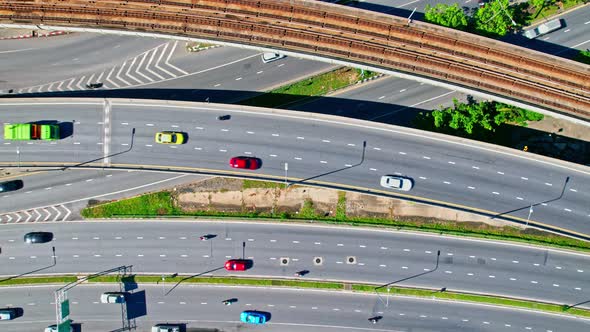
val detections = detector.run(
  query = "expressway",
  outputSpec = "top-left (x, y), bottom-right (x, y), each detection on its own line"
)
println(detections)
top-left (1, 100), bottom-right (589, 237)
top-left (3, 284), bottom-right (589, 332)
top-left (0, 221), bottom-right (589, 307)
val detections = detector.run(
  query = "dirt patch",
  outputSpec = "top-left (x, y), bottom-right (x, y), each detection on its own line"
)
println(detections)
top-left (174, 177), bottom-right (515, 228)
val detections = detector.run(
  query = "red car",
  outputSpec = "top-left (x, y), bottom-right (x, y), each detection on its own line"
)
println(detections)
top-left (229, 156), bottom-right (261, 170)
top-left (225, 259), bottom-right (249, 271)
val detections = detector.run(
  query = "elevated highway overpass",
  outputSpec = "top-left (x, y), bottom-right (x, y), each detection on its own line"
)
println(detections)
top-left (1, 0), bottom-right (589, 123)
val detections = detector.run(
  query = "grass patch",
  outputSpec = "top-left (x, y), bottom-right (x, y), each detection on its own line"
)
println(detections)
top-left (89, 275), bottom-right (343, 290)
top-left (81, 191), bottom-right (179, 218)
top-left (336, 191), bottom-right (347, 220)
top-left (528, 0), bottom-right (587, 25)
top-left (239, 67), bottom-right (378, 108)
top-left (353, 284), bottom-right (590, 317)
top-left (298, 199), bottom-right (316, 218)
top-left (0, 276), bottom-right (77, 286)
top-left (242, 179), bottom-right (282, 190)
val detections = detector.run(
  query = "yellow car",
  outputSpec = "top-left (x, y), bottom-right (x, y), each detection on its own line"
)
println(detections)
top-left (155, 131), bottom-right (185, 144)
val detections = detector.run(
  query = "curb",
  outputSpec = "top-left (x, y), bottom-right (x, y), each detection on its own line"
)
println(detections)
top-left (0, 30), bottom-right (69, 40)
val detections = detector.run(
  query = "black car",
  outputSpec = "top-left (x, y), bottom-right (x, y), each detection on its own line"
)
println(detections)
top-left (217, 114), bottom-right (231, 120)
top-left (24, 232), bottom-right (54, 244)
top-left (0, 179), bottom-right (24, 193)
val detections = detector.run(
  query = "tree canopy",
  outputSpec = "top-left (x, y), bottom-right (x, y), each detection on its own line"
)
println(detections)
top-left (424, 4), bottom-right (469, 30)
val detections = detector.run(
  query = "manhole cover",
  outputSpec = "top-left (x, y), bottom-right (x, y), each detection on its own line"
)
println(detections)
top-left (313, 257), bottom-right (323, 266)
top-left (346, 256), bottom-right (357, 264)
top-left (280, 257), bottom-right (290, 266)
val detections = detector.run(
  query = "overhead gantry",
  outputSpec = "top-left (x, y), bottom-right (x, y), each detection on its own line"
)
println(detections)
top-left (1, 0), bottom-right (589, 122)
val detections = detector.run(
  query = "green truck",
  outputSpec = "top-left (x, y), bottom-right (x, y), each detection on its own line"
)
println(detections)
top-left (4, 123), bottom-right (60, 140)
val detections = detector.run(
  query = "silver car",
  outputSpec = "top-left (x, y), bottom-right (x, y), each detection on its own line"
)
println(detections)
top-left (152, 324), bottom-right (181, 332)
top-left (380, 175), bottom-right (413, 191)
top-left (100, 292), bottom-right (126, 304)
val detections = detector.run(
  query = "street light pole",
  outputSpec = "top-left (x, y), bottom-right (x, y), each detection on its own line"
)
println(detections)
top-left (284, 162), bottom-right (288, 188)
top-left (526, 204), bottom-right (533, 227)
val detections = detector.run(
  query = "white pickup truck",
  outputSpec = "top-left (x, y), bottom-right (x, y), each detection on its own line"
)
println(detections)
top-left (523, 19), bottom-right (563, 39)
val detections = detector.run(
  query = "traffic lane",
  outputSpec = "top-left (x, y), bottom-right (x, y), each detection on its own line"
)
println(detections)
top-left (2, 284), bottom-right (589, 332)
top-left (538, 6), bottom-right (590, 48)
top-left (0, 34), bottom-right (169, 89)
top-left (0, 103), bottom-right (104, 163)
top-left (1, 222), bottom-right (589, 305)
top-left (0, 169), bottom-right (199, 213)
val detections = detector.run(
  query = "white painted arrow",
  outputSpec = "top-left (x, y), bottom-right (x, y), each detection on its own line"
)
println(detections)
top-left (43, 208), bottom-right (51, 221)
top-left (62, 205), bottom-right (71, 221)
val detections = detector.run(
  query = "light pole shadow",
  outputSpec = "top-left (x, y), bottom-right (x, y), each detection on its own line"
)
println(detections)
top-left (491, 176), bottom-right (570, 220)
top-left (287, 141), bottom-right (366, 188)
top-left (0, 246), bottom-right (56, 283)
top-left (164, 267), bottom-right (225, 296)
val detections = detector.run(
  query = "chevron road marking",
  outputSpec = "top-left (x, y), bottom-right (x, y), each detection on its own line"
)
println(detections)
top-left (125, 56), bottom-right (143, 84)
top-left (154, 43), bottom-right (177, 77)
top-left (34, 209), bottom-right (41, 222)
top-left (166, 41), bottom-right (189, 75)
top-left (66, 77), bottom-right (76, 91)
top-left (26, 87), bottom-right (33, 93)
top-left (57, 81), bottom-right (64, 91)
top-left (105, 66), bottom-right (120, 88)
top-left (96, 70), bottom-right (105, 84)
top-left (86, 73), bottom-right (96, 86)
top-left (52, 206), bottom-right (61, 222)
top-left (115, 62), bottom-right (131, 86)
top-left (47, 82), bottom-right (55, 92)
top-left (43, 208), bottom-right (51, 221)
top-left (62, 205), bottom-right (71, 221)
top-left (23, 210), bottom-right (32, 222)
top-left (15, 212), bottom-right (22, 223)
top-left (135, 52), bottom-right (154, 82)
top-left (75, 75), bottom-right (86, 90)
top-left (145, 48), bottom-right (165, 80)
top-left (6, 215), bottom-right (12, 222)
top-left (35, 85), bottom-right (43, 93)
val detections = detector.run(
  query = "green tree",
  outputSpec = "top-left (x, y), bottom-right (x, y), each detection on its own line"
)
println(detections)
top-left (574, 49), bottom-right (590, 65)
top-left (424, 3), bottom-right (469, 30)
top-left (416, 98), bottom-right (543, 140)
top-left (474, 0), bottom-right (515, 37)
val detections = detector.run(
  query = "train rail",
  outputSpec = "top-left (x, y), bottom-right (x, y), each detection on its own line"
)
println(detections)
top-left (1, 0), bottom-right (589, 120)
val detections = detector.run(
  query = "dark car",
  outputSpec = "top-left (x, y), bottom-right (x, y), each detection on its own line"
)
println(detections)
top-left (0, 179), bottom-right (24, 193)
top-left (229, 156), bottom-right (261, 170)
top-left (217, 114), bottom-right (231, 120)
top-left (24, 232), bottom-right (54, 244)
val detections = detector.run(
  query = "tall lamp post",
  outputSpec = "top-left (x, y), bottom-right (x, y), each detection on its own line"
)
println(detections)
top-left (526, 204), bottom-right (533, 227)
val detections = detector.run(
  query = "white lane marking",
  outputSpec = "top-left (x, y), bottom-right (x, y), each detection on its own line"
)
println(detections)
top-left (468, 186), bottom-right (475, 189)
top-left (516, 197), bottom-right (523, 200)
top-left (564, 208), bottom-right (572, 212)
top-left (399, 89), bottom-right (406, 93)
top-left (272, 133), bottom-right (279, 137)
top-left (492, 192), bottom-right (499, 195)
top-left (373, 147), bottom-right (381, 150)
top-left (521, 177), bottom-right (528, 180)
top-left (448, 161), bottom-right (455, 164)
top-left (472, 166), bottom-right (479, 169)
top-left (510, 277), bottom-right (517, 281)
top-left (419, 176), bottom-right (427, 180)
top-left (569, 188), bottom-right (577, 192)
top-left (256, 71), bottom-right (263, 74)
top-left (398, 151), bottom-right (407, 155)
top-left (497, 171), bottom-right (504, 175)
top-left (422, 156), bottom-right (431, 159)
top-left (378, 95), bottom-right (386, 100)
top-left (545, 182), bottom-right (553, 186)
top-left (322, 139), bottom-right (331, 143)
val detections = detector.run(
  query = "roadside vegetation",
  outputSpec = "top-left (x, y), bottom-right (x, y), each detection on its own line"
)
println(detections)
top-left (81, 183), bottom-right (590, 252)
top-left (239, 67), bottom-right (379, 108)
top-left (574, 49), bottom-right (590, 64)
top-left (4, 275), bottom-right (590, 318)
top-left (414, 98), bottom-right (544, 143)
top-left (425, 0), bottom-right (587, 37)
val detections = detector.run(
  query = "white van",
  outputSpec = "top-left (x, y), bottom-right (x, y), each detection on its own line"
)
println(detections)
top-left (261, 52), bottom-right (286, 63)
top-left (152, 324), bottom-right (181, 332)
top-left (523, 19), bottom-right (562, 39)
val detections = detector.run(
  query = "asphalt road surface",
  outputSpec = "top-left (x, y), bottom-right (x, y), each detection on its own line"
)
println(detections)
top-left (1, 284), bottom-right (589, 332)
top-left (1, 101), bottom-right (588, 237)
top-left (0, 169), bottom-right (203, 220)
top-left (0, 221), bottom-right (588, 306)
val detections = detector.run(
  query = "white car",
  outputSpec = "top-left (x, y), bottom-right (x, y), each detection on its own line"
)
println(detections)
top-left (45, 324), bottom-right (73, 332)
top-left (261, 52), bottom-right (286, 63)
top-left (380, 175), bottom-right (413, 191)
top-left (152, 324), bottom-right (181, 332)
top-left (100, 292), bottom-right (126, 304)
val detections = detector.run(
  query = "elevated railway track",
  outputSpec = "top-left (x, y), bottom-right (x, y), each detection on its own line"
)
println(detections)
top-left (1, 0), bottom-right (589, 121)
